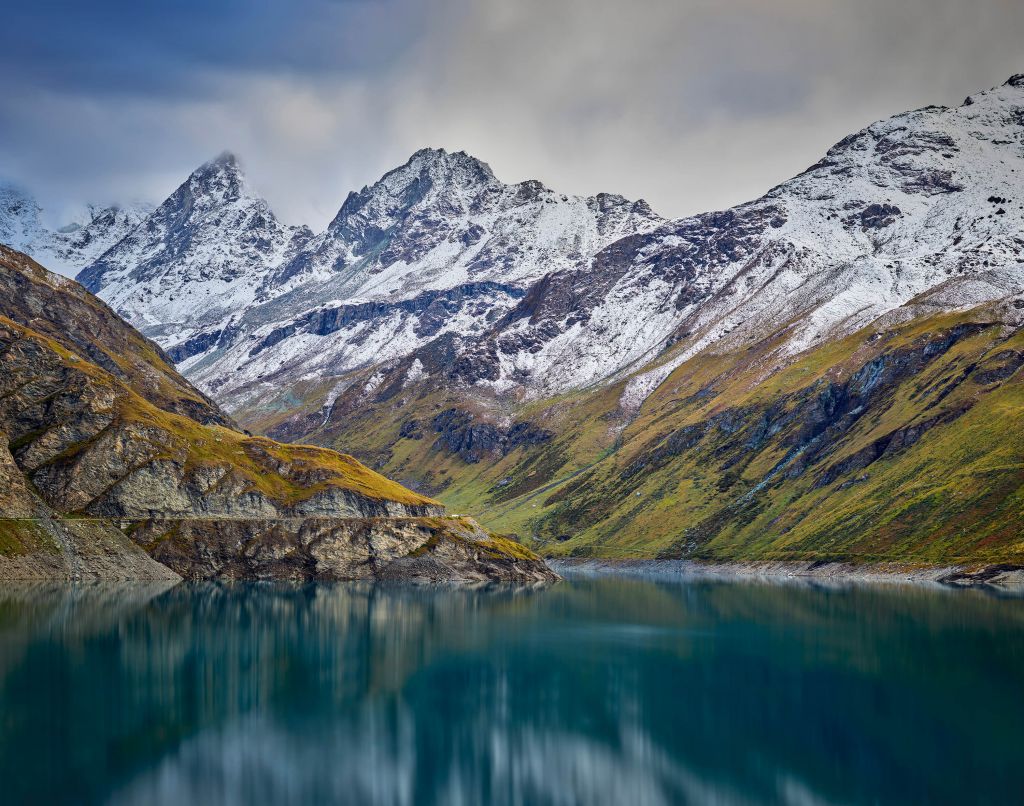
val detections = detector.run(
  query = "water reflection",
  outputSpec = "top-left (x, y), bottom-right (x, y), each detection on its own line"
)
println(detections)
top-left (1, 579), bottom-right (1022, 805)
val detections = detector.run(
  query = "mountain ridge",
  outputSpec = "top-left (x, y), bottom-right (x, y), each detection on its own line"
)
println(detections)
top-left (76, 144), bottom-right (665, 415)
top-left (9, 74), bottom-right (1024, 567)
top-left (0, 183), bottom-right (152, 277)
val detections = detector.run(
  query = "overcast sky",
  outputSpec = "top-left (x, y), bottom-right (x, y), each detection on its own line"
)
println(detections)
top-left (1, 0), bottom-right (1022, 229)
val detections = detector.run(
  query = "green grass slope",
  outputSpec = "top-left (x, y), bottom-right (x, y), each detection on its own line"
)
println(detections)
top-left (284, 303), bottom-right (1024, 568)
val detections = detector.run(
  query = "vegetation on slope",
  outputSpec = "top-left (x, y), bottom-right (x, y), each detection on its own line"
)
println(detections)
top-left (2, 314), bottom-right (438, 513)
top-left (0, 244), bottom-right (230, 427)
top-left (277, 303), bottom-right (1024, 567)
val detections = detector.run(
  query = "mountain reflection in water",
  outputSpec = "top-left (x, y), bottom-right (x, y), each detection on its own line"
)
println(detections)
top-left (1, 577), bottom-right (1022, 805)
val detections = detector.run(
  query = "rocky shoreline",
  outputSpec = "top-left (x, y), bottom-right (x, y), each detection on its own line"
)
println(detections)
top-left (0, 516), bottom-right (559, 585)
top-left (549, 558), bottom-right (1024, 588)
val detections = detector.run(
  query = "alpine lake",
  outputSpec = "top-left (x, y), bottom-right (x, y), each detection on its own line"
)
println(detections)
top-left (2, 570), bottom-right (1022, 805)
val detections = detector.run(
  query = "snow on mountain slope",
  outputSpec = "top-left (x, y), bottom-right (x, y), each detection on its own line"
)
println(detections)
top-left (270, 147), bottom-right (662, 300)
top-left (0, 184), bottom-right (151, 276)
top-left (77, 152), bottom-right (313, 337)
top-left (76, 76), bottom-right (1024, 430)
top-left (441, 75), bottom-right (1024, 407)
top-left (86, 147), bottom-right (663, 410)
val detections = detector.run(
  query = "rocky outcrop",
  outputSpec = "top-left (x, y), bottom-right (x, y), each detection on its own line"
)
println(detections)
top-left (0, 433), bottom-right (178, 582)
top-left (131, 516), bottom-right (558, 583)
top-left (429, 409), bottom-right (552, 464)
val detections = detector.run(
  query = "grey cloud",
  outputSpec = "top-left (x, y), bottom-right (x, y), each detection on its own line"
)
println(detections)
top-left (1, 0), bottom-right (1021, 232)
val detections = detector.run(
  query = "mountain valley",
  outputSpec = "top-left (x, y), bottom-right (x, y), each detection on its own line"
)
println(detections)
top-left (6, 75), bottom-right (1024, 572)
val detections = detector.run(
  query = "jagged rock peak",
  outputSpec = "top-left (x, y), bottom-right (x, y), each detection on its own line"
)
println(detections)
top-left (404, 146), bottom-right (497, 180)
top-left (324, 147), bottom-right (503, 243)
top-left (76, 150), bottom-right (312, 322)
top-left (331, 147), bottom-right (497, 223)
top-left (182, 150), bottom-right (248, 207)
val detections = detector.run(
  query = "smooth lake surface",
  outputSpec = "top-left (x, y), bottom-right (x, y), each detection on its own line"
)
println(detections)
top-left (1, 575), bottom-right (1022, 805)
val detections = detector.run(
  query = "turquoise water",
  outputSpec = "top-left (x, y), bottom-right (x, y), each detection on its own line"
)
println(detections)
top-left (1, 576), bottom-right (1022, 805)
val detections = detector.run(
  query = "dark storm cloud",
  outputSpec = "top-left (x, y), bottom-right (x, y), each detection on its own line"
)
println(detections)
top-left (0, 0), bottom-right (422, 96)
top-left (1, 0), bottom-right (1022, 233)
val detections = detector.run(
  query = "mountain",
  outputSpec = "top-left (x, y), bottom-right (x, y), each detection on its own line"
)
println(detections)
top-left (0, 245), bottom-right (554, 582)
top-left (77, 152), bottom-right (313, 337)
top-left (0, 183), bottom-right (151, 276)
top-left (416, 75), bottom-right (1024, 404)
top-left (71, 75), bottom-right (1024, 571)
top-left (253, 76), bottom-right (1024, 570)
top-left (78, 147), bottom-right (663, 411)
top-left (271, 147), bottom-right (663, 298)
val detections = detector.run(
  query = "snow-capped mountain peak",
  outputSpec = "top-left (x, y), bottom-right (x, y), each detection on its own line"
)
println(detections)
top-left (324, 147), bottom-right (500, 251)
top-left (0, 183), bottom-right (44, 249)
top-left (77, 152), bottom-right (313, 334)
top-left (269, 145), bottom-right (664, 300)
top-left (184, 151), bottom-right (248, 210)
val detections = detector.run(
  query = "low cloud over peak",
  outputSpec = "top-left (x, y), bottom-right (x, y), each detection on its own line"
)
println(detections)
top-left (2, 0), bottom-right (1021, 230)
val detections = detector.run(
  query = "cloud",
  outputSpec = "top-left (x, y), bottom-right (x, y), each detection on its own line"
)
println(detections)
top-left (1, 0), bottom-right (1022, 230)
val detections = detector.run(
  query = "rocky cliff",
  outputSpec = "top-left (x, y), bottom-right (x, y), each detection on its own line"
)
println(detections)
top-left (0, 245), bottom-right (555, 582)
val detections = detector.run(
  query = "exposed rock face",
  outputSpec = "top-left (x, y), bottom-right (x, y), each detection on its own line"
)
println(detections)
top-left (0, 428), bottom-right (178, 582)
top-left (0, 246), bottom-right (555, 583)
top-left (430, 409), bottom-right (552, 464)
top-left (0, 437), bottom-right (40, 519)
top-left (132, 517), bottom-right (558, 583)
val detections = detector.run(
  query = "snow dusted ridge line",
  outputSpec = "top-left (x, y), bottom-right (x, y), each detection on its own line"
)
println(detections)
top-left (0, 184), bottom-right (152, 277)
top-left (76, 146), bottom-right (665, 413)
top-left (77, 152), bottom-right (313, 332)
top-left (448, 74), bottom-right (1024, 408)
top-left (45, 75), bottom-right (1024, 425)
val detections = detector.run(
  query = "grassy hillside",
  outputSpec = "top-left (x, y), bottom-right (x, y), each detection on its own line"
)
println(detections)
top-left (277, 302), bottom-right (1024, 568)
top-left (0, 244), bottom-right (231, 427)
